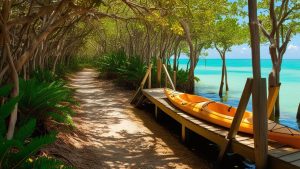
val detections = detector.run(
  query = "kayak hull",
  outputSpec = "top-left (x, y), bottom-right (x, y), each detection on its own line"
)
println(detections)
top-left (164, 88), bottom-right (300, 149)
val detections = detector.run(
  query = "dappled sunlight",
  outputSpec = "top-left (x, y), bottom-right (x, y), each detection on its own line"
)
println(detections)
top-left (44, 68), bottom-right (210, 169)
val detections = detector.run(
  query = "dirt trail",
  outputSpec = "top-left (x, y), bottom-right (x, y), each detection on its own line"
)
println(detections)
top-left (45, 68), bottom-right (211, 169)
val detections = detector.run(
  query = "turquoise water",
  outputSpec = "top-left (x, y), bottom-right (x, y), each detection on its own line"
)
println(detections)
top-left (176, 58), bottom-right (300, 129)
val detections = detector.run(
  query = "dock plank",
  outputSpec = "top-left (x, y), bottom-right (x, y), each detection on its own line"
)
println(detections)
top-left (142, 88), bottom-right (300, 169)
top-left (280, 151), bottom-right (300, 162)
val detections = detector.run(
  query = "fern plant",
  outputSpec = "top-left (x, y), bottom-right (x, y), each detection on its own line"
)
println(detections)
top-left (96, 50), bottom-right (127, 78)
top-left (18, 79), bottom-right (76, 132)
top-left (117, 57), bottom-right (147, 89)
top-left (0, 84), bottom-right (72, 169)
top-left (31, 69), bottom-right (63, 84)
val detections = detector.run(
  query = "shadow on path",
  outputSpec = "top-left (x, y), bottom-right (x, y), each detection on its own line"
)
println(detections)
top-left (45, 68), bottom-right (211, 169)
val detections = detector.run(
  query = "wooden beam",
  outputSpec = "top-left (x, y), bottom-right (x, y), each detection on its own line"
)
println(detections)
top-left (267, 86), bottom-right (280, 118)
top-left (130, 64), bottom-right (152, 104)
top-left (217, 78), bottom-right (253, 162)
top-left (248, 0), bottom-right (268, 168)
top-left (157, 58), bottom-right (162, 88)
top-left (136, 95), bottom-right (146, 107)
top-left (253, 78), bottom-right (268, 169)
top-left (140, 64), bottom-right (152, 89)
top-left (162, 64), bottom-right (175, 90)
top-left (148, 66), bottom-right (152, 89)
top-left (130, 87), bottom-right (141, 104)
top-left (227, 78), bottom-right (253, 140)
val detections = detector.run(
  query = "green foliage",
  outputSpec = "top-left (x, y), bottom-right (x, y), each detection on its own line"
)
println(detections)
top-left (18, 79), bottom-right (75, 131)
top-left (95, 50), bottom-right (148, 89)
top-left (96, 50), bottom-right (127, 78)
top-left (0, 84), bottom-right (72, 169)
top-left (31, 69), bottom-right (62, 84)
top-left (0, 84), bottom-right (13, 96)
top-left (213, 17), bottom-right (247, 51)
top-left (24, 156), bottom-right (74, 169)
top-left (55, 56), bottom-right (96, 78)
top-left (0, 120), bottom-right (66, 169)
top-left (95, 51), bottom-right (201, 91)
top-left (117, 57), bottom-right (147, 89)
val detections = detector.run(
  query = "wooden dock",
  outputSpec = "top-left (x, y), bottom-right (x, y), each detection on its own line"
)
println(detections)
top-left (141, 88), bottom-right (300, 169)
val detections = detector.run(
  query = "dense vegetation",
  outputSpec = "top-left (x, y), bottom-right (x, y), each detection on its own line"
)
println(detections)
top-left (94, 50), bottom-right (197, 91)
top-left (0, 0), bottom-right (299, 168)
top-left (0, 74), bottom-right (75, 168)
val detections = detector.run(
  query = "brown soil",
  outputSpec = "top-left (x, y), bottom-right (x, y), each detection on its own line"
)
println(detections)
top-left (44, 68), bottom-right (211, 169)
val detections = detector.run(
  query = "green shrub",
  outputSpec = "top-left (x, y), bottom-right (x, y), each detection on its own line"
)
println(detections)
top-left (0, 85), bottom-right (72, 169)
top-left (31, 69), bottom-right (62, 84)
top-left (95, 51), bottom-right (200, 91)
top-left (96, 50), bottom-right (127, 78)
top-left (18, 79), bottom-right (75, 133)
top-left (117, 57), bottom-right (147, 89)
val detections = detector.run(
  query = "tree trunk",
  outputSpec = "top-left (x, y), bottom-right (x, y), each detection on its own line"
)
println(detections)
top-left (225, 62), bottom-right (229, 91)
top-left (5, 43), bottom-right (19, 140)
top-left (180, 20), bottom-right (194, 94)
top-left (219, 58), bottom-right (225, 98)
top-left (187, 52), bottom-right (195, 93)
top-left (274, 67), bottom-right (280, 117)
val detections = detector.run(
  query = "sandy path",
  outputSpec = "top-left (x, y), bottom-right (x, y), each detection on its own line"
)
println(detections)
top-left (45, 68), bottom-right (211, 169)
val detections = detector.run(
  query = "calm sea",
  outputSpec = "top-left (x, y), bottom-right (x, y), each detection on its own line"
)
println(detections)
top-left (175, 58), bottom-right (300, 130)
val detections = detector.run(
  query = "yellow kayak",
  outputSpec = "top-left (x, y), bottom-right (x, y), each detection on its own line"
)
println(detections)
top-left (164, 88), bottom-right (300, 149)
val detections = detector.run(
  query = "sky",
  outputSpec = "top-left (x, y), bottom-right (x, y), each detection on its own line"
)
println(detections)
top-left (204, 34), bottom-right (300, 59)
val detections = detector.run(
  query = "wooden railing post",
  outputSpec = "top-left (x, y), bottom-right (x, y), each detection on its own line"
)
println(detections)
top-left (162, 64), bottom-right (175, 90)
top-left (157, 58), bottom-right (162, 88)
top-left (148, 66), bottom-right (152, 89)
top-left (130, 64), bottom-right (152, 105)
top-left (227, 78), bottom-right (253, 139)
top-left (140, 64), bottom-right (152, 89)
top-left (253, 78), bottom-right (268, 169)
top-left (267, 86), bottom-right (280, 119)
top-left (218, 78), bottom-right (253, 162)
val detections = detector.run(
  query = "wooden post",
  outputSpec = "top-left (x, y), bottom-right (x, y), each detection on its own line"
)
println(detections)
top-left (148, 66), bottom-right (151, 89)
top-left (130, 64), bottom-right (152, 104)
top-left (227, 78), bottom-right (253, 139)
top-left (248, 0), bottom-right (268, 169)
top-left (173, 71), bottom-right (177, 90)
top-left (253, 78), bottom-right (268, 169)
top-left (162, 64), bottom-right (175, 90)
top-left (248, 0), bottom-right (268, 168)
top-left (140, 64), bottom-right (152, 88)
top-left (157, 58), bottom-right (162, 88)
top-left (217, 78), bottom-right (253, 162)
top-left (297, 103), bottom-right (300, 120)
top-left (267, 86), bottom-right (280, 118)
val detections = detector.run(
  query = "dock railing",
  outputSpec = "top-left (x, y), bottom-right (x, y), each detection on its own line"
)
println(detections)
top-left (131, 60), bottom-right (281, 168)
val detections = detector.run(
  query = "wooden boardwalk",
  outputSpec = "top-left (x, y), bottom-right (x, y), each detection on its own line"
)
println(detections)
top-left (142, 88), bottom-right (300, 169)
